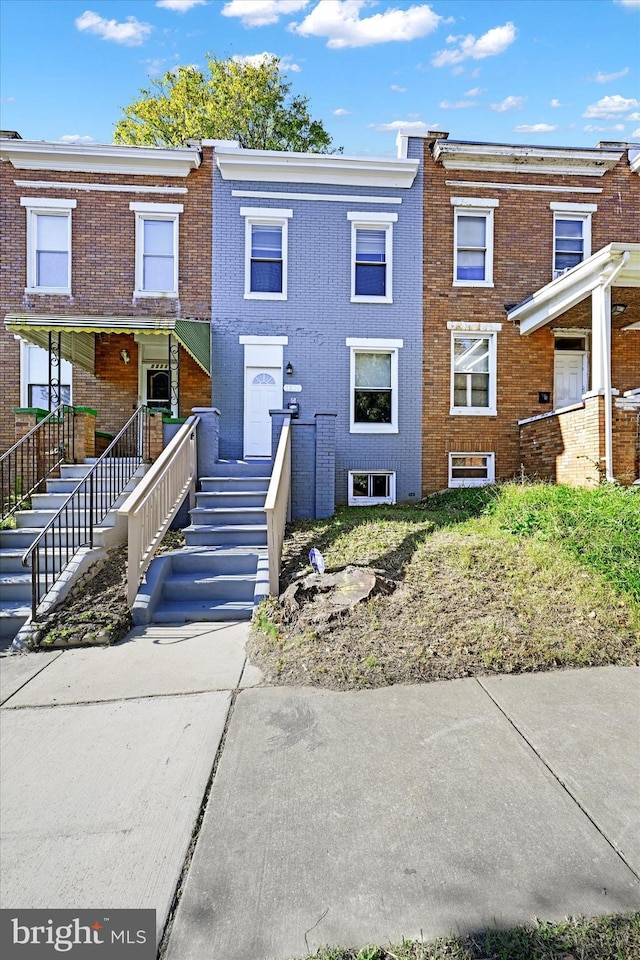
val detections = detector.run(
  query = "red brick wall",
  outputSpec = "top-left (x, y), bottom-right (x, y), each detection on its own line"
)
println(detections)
top-left (422, 138), bottom-right (640, 494)
top-left (0, 146), bottom-right (213, 450)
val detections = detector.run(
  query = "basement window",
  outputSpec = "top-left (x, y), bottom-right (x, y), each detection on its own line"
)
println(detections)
top-left (348, 470), bottom-right (396, 505)
top-left (448, 453), bottom-right (495, 488)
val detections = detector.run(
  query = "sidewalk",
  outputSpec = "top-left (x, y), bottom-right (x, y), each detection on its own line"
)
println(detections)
top-left (1, 626), bottom-right (638, 960)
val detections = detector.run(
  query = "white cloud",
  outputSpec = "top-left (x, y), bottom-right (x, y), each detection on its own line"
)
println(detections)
top-left (514, 123), bottom-right (557, 133)
top-left (632, 128), bottom-right (640, 138)
top-left (550, 98), bottom-right (564, 108)
top-left (156, 0), bottom-right (207, 11)
top-left (583, 94), bottom-right (639, 119)
top-left (290, 0), bottom-right (442, 49)
top-left (232, 51), bottom-right (301, 72)
top-left (369, 119), bottom-right (441, 134)
top-left (59, 134), bottom-right (96, 144)
top-left (628, 112), bottom-right (640, 121)
top-left (614, 0), bottom-right (640, 7)
top-left (1, 96), bottom-right (15, 104)
top-left (141, 57), bottom-right (168, 76)
top-left (333, 107), bottom-right (351, 116)
top-left (439, 100), bottom-right (478, 109)
top-left (432, 21), bottom-right (516, 67)
top-left (222, 0), bottom-right (309, 27)
top-left (584, 123), bottom-right (626, 133)
top-left (464, 87), bottom-right (485, 97)
top-left (590, 67), bottom-right (630, 83)
top-left (75, 10), bottom-right (153, 45)
top-left (390, 84), bottom-right (406, 93)
top-left (490, 95), bottom-right (525, 113)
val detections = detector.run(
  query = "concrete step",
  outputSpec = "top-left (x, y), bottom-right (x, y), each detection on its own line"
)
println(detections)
top-left (199, 476), bottom-right (270, 493)
top-left (0, 604), bottom-right (30, 640)
top-left (189, 507), bottom-right (266, 527)
top-left (184, 524), bottom-right (268, 547)
top-left (0, 572), bottom-right (32, 602)
top-left (14, 509), bottom-right (118, 530)
top-left (59, 461), bottom-right (147, 480)
top-left (162, 573), bottom-right (256, 603)
top-left (0, 550), bottom-right (65, 575)
top-left (167, 547), bottom-right (260, 576)
top-left (0, 526), bottom-right (112, 551)
top-left (36, 475), bottom-right (142, 500)
top-left (145, 599), bottom-right (254, 624)
top-left (205, 459), bottom-right (272, 478)
top-left (194, 491), bottom-right (267, 509)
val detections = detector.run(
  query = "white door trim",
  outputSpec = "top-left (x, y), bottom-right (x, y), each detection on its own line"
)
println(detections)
top-left (242, 338), bottom-right (286, 458)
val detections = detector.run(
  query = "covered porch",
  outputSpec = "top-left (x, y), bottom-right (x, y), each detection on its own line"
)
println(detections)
top-left (4, 314), bottom-right (212, 440)
top-left (509, 242), bottom-right (640, 485)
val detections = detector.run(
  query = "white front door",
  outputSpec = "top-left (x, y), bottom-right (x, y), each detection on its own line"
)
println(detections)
top-left (554, 351), bottom-right (587, 408)
top-left (244, 367), bottom-right (281, 457)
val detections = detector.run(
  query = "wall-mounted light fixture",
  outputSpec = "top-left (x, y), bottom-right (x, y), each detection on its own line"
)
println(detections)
top-left (612, 303), bottom-right (627, 316)
top-left (285, 361), bottom-right (294, 376)
top-left (120, 349), bottom-right (130, 364)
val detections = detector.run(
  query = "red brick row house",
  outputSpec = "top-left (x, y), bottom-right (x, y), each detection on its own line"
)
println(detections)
top-left (421, 133), bottom-right (639, 491)
top-left (0, 133), bottom-right (213, 451)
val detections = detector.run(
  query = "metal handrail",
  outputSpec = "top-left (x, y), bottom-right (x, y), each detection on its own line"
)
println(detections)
top-left (118, 415), bottom-right (200, 606)
top-left (264, 416), bottom-right (291, 595)
top-left (0, 405), bottom-right (76, 520)
top-left (22, 406), bottom-right (154, 620)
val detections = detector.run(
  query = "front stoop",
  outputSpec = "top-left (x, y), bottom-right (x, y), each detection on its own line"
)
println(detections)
top-left (132, 460), bottom-right (272, 625)
top-left (0, 460), bottom-right (147, 643)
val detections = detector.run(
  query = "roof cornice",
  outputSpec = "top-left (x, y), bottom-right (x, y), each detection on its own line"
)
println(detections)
top-left (215, 148), bottom-right (419, 188)
top-left (0, 139), bottom-right (201, 177)
top-left (432, 139), bottom-right (624, 177)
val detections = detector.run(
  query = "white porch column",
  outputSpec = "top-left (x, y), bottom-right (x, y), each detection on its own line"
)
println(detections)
top-left (590, 283), bottom-right (609, 395)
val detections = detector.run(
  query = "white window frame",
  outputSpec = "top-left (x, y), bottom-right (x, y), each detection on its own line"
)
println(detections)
top-left (448, 322), bottom-right (500, 417)
top-left (550, 203), bottom-right (595, 279)
top-left (451, 197), bottom-right (498, 288)
top-left (241, 207), bottom-right (292, 301)
top-left (346, 337), bottom-right (402, 434)
top-left (348, 470), bottom-right (397, 506)
top-left (130, 201), bottom-right (182, 298)
top-left (347, 211), bottom-right (397, 303)
top-left (448, 452), bottom-right (495, 488)
top-left (21, 197), bottom-right (76, 295)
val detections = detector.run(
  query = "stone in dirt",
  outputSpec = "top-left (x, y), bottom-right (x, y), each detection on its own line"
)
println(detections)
top-left (282, 565), bottom-right (397, 629)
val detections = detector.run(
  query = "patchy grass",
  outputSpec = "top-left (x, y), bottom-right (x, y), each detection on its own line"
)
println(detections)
top-left (286, 912), bottom-right (640, 960)
top-left (249, 484), bottom-right (640, 689)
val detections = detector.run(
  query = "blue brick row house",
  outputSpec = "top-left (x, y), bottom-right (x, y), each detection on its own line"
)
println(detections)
top-left (210, 134), bottom-right (424, 517)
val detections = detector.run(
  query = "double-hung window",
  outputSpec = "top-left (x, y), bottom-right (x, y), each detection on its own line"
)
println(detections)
top-left (348, 212), bottom-right (396, 303)
top-left (551, 203), bottom-right (595, 279)
top-left (347, 338), bottom-right (401, 433)
top-left (241, 207), bottom-right (292, 300)
top-left (449, 322), bottom-right (500, 416)
top-left (21, 197), bottom-right (76, 294)
top-left (130, 202), bottom-right (182, 297)
top-left (451, 197), bottom-right (498, 287)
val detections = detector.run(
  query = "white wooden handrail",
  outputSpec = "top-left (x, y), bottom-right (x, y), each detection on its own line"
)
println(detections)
top-left (118, 415), bottom-right (200, 606)
top-left (264, 416), bottom-right (291, 595)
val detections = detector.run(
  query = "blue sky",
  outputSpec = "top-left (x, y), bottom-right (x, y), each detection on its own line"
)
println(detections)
top-left (1, 0), bottom-right (639, 155)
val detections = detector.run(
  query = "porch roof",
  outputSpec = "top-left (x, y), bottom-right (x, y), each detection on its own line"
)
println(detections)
top-left (508, 242), bottom-right (640, 336)
top-left (4, 314), bottom-right (211, 376)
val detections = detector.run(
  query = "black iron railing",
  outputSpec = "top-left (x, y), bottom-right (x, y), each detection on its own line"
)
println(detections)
top-left (22, 406), bottom-right (154, 620)
top-left (0, 406), bottom-right (76, 521)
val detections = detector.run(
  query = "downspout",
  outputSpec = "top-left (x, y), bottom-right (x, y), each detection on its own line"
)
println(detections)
top-left (600, 251), bottom-right (629, 482)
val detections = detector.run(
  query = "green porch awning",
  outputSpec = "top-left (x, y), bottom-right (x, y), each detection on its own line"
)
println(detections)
top-left (4, 314), bottom-right (211, 375)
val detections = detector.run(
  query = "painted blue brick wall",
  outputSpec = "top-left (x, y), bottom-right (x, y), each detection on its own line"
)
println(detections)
top-left (211, 139), bottom-right (423, 506)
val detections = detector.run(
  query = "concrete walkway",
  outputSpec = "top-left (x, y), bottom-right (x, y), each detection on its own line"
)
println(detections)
top-left (1, 626), bottom-right (638, 960)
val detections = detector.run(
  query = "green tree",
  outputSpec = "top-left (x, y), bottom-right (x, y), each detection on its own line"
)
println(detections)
top-left (114, 55), bottom-right (337, 153)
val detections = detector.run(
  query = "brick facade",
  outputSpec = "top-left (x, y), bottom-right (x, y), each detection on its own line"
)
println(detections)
top-left (0, 142), bottom-right (213, 450)
top-left (421, 135), bottom-right (640, 493)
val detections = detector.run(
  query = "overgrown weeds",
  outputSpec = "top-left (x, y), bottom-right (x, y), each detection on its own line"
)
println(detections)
top-left (250, 483), bottom-right (640, 689)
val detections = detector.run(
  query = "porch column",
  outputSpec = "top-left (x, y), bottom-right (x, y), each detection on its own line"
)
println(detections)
top-left (591, 283), bottom-right (614, 481)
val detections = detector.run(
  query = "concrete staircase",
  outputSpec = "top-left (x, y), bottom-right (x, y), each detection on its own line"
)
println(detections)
top-left (132, 460), bottom-right (271, 625)
top-left (0, 459), bottom-right (147, 643)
